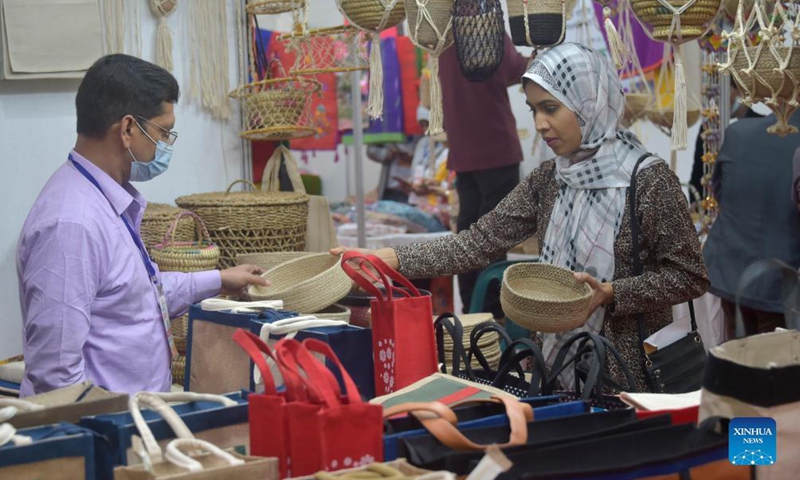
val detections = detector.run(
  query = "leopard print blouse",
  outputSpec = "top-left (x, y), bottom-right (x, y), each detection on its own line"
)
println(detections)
top-left (394, 160), bottom-right (710, 392)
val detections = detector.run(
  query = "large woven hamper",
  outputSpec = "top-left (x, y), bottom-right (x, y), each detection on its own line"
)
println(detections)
top-left (175, 180), bottom-right (309, 268)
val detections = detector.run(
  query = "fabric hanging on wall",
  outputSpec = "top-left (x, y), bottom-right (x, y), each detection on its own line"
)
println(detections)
top-left (3, 0), bottom-right (102, 74)
top-left (366, 36), bottom-right (405, 139)
top-left (396, 35), bottom-right (424, 137)
top-left (593, 1), bottom-right (663, 74)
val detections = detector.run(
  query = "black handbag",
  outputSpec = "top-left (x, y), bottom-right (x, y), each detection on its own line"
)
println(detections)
top-left (630, 153), bottom-right (707, 393)
top-left (545, 330), bottom-right (637, 409)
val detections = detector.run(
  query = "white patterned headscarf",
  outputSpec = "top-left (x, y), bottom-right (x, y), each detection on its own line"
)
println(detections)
top-left (522, 43), bottom-right (663, 388)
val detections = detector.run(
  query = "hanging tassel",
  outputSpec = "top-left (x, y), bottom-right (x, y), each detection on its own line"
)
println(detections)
top-left (366, 34), bottom-right (384, 119)
top-left (428, 57), bottom-right (444, 135)
top-left (603, 6), bottom-right (626, 70)
top-left (671, 48), bottom-right (688, 151)
top-left (156, 16), bottom-right (173, 71)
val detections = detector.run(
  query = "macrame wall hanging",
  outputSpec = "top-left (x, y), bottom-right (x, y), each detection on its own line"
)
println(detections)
top-left (631, 0), bottom-right (721, 150)
top-left (720, 0), bottom-right (800, 135)
top-left (613, 0), bottom-right (655, 127)
top-left (507, 0), bottom-right (568, 48)
top-left (336, 0), bottom-right (406, 119)
top-left (184, 0), bottom-right (232, 119)
top-left (406, 0), bottom-right (455, 134)
top-left (102, 0), bottom-right (125, 54)
top-left (452, 0), bottom-right (506, 82)
top-left (695, 51), bottom-right (721, 233)
top-left (149, 0), bottom-right (178, 71)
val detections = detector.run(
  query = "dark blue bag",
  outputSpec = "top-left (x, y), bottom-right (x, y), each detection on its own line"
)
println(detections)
top-left (250, 318), bottom-right (376, 399)
top-left (0, 422), bottom-right (114, 480)
top-left (383, 398), bottom-right (588, 461)
top-left (185, 305), bottom-right (296, 393)
top-left (80, 392), bottom-right (248, 468)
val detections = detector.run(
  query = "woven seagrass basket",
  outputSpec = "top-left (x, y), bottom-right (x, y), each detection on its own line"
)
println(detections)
top-left (248, 253), bottom-right (352, 313)
top-left (141, 203), bottom-right (195, 250)
top-left (630, 0), bottom-right (722, 42)
top-left (175, 180), bottom-right (309, 269)
top-left (307, 304), bottom-right (352, 322)
top-left (340, 0), bottom-right (406, 31)
top-left (150, 211), bottom-right (220, 273)
top-left (236, 251), bottom-right (313, 271)
top-left (500, 263), bottom-right (592, 333)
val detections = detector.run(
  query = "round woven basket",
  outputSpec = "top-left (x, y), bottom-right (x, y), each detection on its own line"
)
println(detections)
top-left (340, 0), bottom-right (406, 31)
top-left (507, 0), bottom-right (566, 47)
top-left (175, 180), bottom-right (309, 269)
top-left (172, 354), bottom-right (186, 387)
top-left (230, 74), bottom-right (320, 141)
top-left (141, 203), bottom-right (196, 250)
top-left (623, 93), bottom-right (651, 126)
top-left (236, 251), bottom-right (313, 271)
top-left (730, 46), bottom-right (800, 101)
top-left (308, 304), bottom-right (352, 322)
top-left (248, 253), bottom-right (352, 313)
top-left (246, 0), bottom-right (304, 14)
top-left (150, 211), bottom-right (221, 273)
top-left (171, 315), bottom-right (188, 353)
top-left (500, 263), bottom-right (592, 333)
top-left (630, 0), bottom-right (721, 42)
top-left (405, 0), bottom-right (454, 50)
top-left (645, 107), bottom-right (701, 129)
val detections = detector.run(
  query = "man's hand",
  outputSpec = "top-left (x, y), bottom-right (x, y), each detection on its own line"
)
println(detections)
top-left (220, 264), bottom-right (270, 297)
top-left (573, 272), bottom-right (614, 320)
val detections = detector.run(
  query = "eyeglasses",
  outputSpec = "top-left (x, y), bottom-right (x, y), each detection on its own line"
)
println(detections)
top-left (134, 115), bottom-right (178, 146)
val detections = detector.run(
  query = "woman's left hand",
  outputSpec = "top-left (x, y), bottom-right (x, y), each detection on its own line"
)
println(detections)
top-left (573, 272), bottom-right (614, 320)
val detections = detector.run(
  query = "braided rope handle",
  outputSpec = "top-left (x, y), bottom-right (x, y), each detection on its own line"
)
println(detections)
top-left (226, 179), bottom-right (260, 193)
top-left (161, 210), bottom-right (213, 247)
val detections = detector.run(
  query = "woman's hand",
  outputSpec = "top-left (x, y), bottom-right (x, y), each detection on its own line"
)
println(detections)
top-left (329, 246), bottom-right (400, 270)
top-left (574, 272), bottom-right (614, 319)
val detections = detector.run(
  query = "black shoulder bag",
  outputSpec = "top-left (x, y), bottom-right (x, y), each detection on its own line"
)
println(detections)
top-left (630, 153), bottom-right (707, 393)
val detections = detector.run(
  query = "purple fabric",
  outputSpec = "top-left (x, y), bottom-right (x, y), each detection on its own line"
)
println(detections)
top-left (368, 37), bottom-right (405, 134)
top-left (593, 3), bottom-right (665, 73)
top-left (17, 151), bottom-right (221, 396)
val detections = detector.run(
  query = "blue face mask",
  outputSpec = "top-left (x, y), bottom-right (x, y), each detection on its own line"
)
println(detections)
top-left (129, 140), bottom-right (173, 182)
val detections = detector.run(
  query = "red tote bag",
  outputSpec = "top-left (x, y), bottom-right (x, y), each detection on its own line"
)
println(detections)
top-left (274, 338), bottom-right (384, 474)
top-left (341, 252), bottom-right (438, 396)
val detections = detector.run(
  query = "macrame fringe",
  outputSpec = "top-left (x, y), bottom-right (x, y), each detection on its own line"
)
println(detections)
top-left (672, 49), bottom-right (688, 151)
top-left (186, 0), bottom-right (231, 119)
top-left (603, 7), bottom-right (626, 69)
top-left (427, 57), bottom-right (444, 135)
top-left (156, 17), bottom-right (174, 71)
top-left (367, 35), bottom-right (384, 119)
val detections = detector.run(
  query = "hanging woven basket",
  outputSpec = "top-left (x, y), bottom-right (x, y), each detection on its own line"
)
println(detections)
top-left (246, 0), bottom-right (304, 15)
top-left (175, 180), bottom-right (309, 268)
top-left (150, 211), bottom-right (221, 273)
top-left (230, 61), bottom-right (321, 141)
top-left (339, 0), bottom-right (406, 31)
top-left (141, 203), bottom-right (196, 250)
top-left (630, 0), bottom-right (722, 43)
top-left (279, 25), bottom-right (370, 75)
top-left (452, 0), bottom-right (506, 82)
top-left (406, 0), bottom-right (455, 134)
top-left (727, 45), bottom-right (800, 136)
top-left (506, 0), bottom-right (567, 47)
top-left (623, 93), bottom-right (652, 127)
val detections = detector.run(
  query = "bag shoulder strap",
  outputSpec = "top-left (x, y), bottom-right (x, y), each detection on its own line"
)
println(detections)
top-left (628, 154), bottom-right (698, 363)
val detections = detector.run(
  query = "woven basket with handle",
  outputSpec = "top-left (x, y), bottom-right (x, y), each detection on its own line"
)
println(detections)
top-left (500, 263), bottom-right (592, 333)
top-left (307, 304), bottom-right (352, 322)
top-left (248, 253), bottom-right (352, 313)
top-left (175, 180), bottom-right (309, 269)
top-left (150, 211), bottom-right (220, 273)
top-left (340, 0), bottom-right (406, 31)
top-left (141, 203), bottom-right (196, 250)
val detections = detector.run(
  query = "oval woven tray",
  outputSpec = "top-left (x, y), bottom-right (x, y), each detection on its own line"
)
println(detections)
top-left (248, 253), bottom-right (352, 313)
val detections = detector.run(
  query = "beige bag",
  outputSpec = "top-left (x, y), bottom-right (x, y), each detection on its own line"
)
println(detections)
top-left (0, 382), bottom-right (128, 429)
top-left (114, 393), bottom-right (277, 480)
top-left (262, 145), bottom-right (339, 253)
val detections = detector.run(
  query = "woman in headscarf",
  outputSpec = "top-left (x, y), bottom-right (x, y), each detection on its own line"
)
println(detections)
top-left (333, 43), bottom-right (709, 392)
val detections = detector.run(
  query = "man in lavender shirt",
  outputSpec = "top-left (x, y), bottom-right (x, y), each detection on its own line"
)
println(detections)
top-left (17, 55), bottom-right (269, 396)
